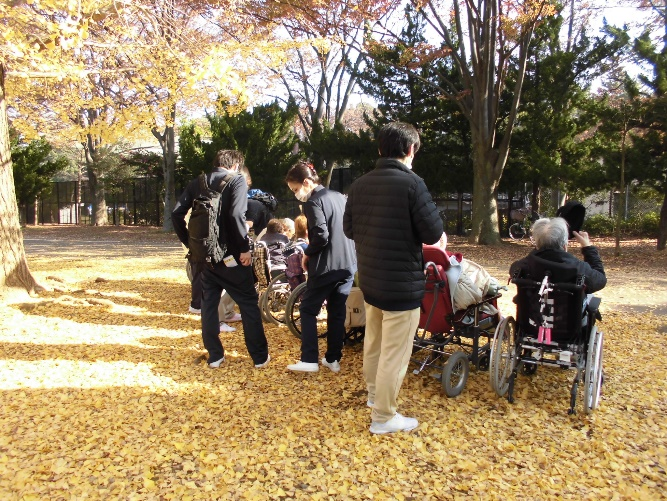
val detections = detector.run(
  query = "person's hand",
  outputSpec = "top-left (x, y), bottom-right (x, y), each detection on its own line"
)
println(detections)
top-left (301, 254), bottom-right (309, 271)
top-left (572, 230), bottom-right (591, 247)
top-left (239, 251), bottom-right (252, 266)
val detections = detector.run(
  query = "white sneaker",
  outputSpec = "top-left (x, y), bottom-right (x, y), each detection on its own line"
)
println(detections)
top-left (219, 322), bottom-right (236, 332)
top-left (208, 357), bottom-right (225, 368)
top-left (369, 413), bottom-right (418, 435)
top-left (189, 306), bottom-right (201, 314)
top-left (254, 354), bottom-right (270, 369)
top-left (321, 357), bottom-right (340, 373)
top-left (225, 313), bottom-right (242, 323)
top-left (287, 361), bottom-right (319, 372)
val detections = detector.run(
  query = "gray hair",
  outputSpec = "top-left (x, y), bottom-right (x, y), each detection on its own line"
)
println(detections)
top-left (531, 217), bottom-right (568, 250)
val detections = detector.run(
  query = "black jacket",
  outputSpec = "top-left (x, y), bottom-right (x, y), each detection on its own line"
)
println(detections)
top-left (303, 185), bottom-right (357, 287)
top-left (343, 158), bottom-right (443, 310)
top-left (172, 169), bottom-right (251, 259)
top-left (246, 198), bottom-right (272, 236)
top-left (509, 246), bottom-right (607, 293)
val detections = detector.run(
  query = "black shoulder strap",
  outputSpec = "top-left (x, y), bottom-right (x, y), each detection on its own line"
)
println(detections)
top-left (211, 172), bottom-right (237, 194)
top-left (198, 173), bottom-right (209, 192)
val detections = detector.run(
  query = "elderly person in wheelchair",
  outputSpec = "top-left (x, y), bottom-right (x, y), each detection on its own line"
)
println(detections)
top-left (509, 217), bottom-right (606, 294)
top-left (492, 217), bottom-right (607, 414)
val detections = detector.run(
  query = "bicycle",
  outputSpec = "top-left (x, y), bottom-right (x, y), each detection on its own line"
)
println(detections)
top-left (508, 206), bottom-right (542, 241)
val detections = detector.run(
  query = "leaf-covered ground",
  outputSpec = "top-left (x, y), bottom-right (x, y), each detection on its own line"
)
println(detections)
top-left (1, 226), bottom-right (665, 500)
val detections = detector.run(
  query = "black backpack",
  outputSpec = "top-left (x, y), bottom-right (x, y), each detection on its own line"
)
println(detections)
top-left (187, 172), bottom-right (236, 266)
top-left (248, 189), bottom-right (278, 212)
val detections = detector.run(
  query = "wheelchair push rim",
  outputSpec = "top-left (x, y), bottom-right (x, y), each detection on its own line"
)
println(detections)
top-left (583, 326), bottom-right (604, 414)
top-left (261, 272), bottom-right (291, 326)
top-left (489, 316), bottom-right (517, 396)
top-left (284, 282), bottom-right (328, 340)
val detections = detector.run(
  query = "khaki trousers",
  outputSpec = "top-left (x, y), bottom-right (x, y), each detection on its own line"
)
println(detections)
top-left (217, 290), bottom-right (237, 321)
top-left (363, 304), bottom-right (420, 423)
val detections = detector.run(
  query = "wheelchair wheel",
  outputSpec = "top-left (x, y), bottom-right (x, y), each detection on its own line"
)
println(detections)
top-left (261, 273), bottom-right (291, 325)
top-left (284, 282), bottom-right (328, 340)
top-left (258, 290), bottom-right (272, 324)
top-left (509, 223), bottom-right (526, 241)
top-left (489, 316), bottom-right (517, 396)
top-left (441, 351), bottom-right (469, 397)
top-left (583, 326), bottom-right (604, 414)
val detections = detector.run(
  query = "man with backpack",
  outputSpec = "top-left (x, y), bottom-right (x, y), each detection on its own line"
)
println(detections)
top-left (172, 150), bottom-right (270, 369)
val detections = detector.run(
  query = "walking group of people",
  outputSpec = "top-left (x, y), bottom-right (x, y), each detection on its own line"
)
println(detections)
top-left (172, 121), bottom-right (606, 435)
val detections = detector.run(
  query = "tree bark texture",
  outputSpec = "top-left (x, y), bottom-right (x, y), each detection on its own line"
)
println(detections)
top-left (153, 118), bottom-right (176, 233)
top-left (84, 133), bottom-right (107, 226)
top-left (658, 187), bottom-right (667, 251)
top-left (470, 141), bottom-right (501, 245)
top-left (0, 63), bottom-right (39, 292)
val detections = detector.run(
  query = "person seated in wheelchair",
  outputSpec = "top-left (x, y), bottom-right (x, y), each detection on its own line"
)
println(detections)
top-left (283, 214), bottom-right (309, 290)
top-left (509, 217), bottom-right (606, 295)
top-left (509, 218), bottom-right (606, 341)
top-left (259, 218), bottom-right (290, 276)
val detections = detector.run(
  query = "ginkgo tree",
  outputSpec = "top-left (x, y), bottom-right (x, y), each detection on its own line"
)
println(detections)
top-left (9, 0), bottom-right (286, 231)
top-left (0, 0), bottom-right (295, 291)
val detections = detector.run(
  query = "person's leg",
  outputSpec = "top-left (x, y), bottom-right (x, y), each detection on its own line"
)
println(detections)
top-left (363, 303), bottom-right (384, 405)
top-left (218, 290), bottom-right (239, 321)
top-left (371, 308), bottom-right (420, 423)
top-left (219, 264), bottom-right (269, 365)
top-left (323, 277), bottom-right (353, 364)
top-left (200, 267), bottom-right (225, 364)
top-left (298, 282), bottom-right (330, 364)
top-left (190, 261), bottom-right (204, 311)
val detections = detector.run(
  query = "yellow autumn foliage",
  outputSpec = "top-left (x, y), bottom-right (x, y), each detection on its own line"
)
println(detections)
top-left (0, 226), bottom-right (665, 499)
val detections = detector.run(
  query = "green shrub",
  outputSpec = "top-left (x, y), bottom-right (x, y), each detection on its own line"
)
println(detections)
top-left (584, 214), bottom-right (615, 236)
top-left (584, 212), bottom-right (660, 237)
top-left (622, 212), bottom-right (660, 237)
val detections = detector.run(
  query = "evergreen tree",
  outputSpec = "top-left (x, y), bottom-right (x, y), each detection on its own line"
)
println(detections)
top-left (502, 13), bottom-right (628, 213)
top-left (354, 6), bottom-right (473, 198)
top-left (11, 132), bottom-right (69, 224)
top-left (630, 25), bottom-right (667, 250)
top-left (178, 101), bottom-right (300, 197)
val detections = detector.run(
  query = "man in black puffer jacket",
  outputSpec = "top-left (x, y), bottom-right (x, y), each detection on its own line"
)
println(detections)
top-left (344, 122), bottom-right (443, 435)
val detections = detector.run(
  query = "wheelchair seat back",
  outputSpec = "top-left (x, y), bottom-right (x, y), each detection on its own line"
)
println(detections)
top-left (420, 245), bottom-right (455, 333)
top-left (513, 258), bottom-right (587, 343)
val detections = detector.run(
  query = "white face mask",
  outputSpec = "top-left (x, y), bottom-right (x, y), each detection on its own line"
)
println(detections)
top-left (295, 185), bottom-right (310, 203)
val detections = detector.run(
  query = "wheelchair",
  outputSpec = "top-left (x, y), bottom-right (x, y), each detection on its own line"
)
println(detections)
top-left (411, 245), bottom-right (504, 397)
top-left (283, 282), bottom-right (366, 345)
top-left (253, 241), bottom-right (288, 324)
top-left (489, 265), bottom-right (604, 415)
top-left (259, 243), bottom-right (305, 326)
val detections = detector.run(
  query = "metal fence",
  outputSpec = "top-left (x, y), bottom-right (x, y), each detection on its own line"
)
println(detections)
top-left (22, 179), bottom-right (661, 235)
top-left (20, 178), bottom-right (166, 226)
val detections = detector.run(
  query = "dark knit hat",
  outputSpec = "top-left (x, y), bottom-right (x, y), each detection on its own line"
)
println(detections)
top-left (556, 200), bottom-right (586, 239)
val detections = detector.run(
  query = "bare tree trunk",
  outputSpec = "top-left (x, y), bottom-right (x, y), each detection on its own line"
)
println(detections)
top-left (469, 142), bottom-right (501, 245)
top-left (469, 126), bottom-right (502, 245)
top-left (152, 117), bottom-right (176, 232)
top-left (84, 134), bottom-right (107, 226)
top-left (615, 129), bottom-right (627, 256)
top-left (0, 63), bottom-right (40, 292)
top-left (658, 187), bottom-right (667, 251)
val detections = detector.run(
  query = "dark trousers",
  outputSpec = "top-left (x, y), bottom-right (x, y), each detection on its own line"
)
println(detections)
top-left (299, 274), bottom-right (353, 364)
top-left (190, 261), bottom-right (204, 309)
top-left (201, 262), bottom-right (268, 365)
